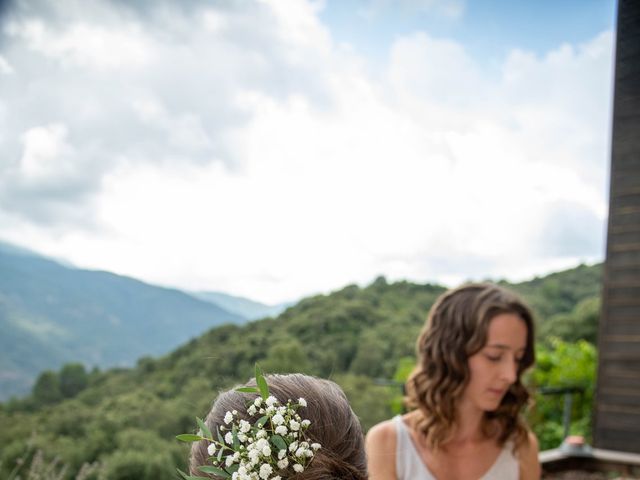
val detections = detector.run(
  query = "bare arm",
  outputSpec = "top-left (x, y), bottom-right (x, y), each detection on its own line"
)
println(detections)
top-left (365, 420), bottom-right (398, 480)
top-left (519, 431), bottom-right (541, 480)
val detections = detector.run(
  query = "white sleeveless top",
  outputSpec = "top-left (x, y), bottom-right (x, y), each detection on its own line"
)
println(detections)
top-left (394, 415), bottom-right (519, 479)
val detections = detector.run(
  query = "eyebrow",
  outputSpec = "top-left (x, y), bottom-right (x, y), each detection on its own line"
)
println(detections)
top-left (485, 344), bottom-right (526, 352)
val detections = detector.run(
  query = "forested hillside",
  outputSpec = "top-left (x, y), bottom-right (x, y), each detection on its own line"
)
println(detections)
top-left (0, 263), bottom-right (602, 479)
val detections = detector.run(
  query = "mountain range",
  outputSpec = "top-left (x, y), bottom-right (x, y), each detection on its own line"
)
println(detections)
top-left (0, 241), bottom-right (284, 400)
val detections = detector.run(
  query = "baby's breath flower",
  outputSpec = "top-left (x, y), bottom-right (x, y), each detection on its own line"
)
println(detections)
top-left (224, 411), bottom-right (234, 424)
top-left (311, 443), bottom-right (321, 450)
top-left (301, 419), bottom-right (310, 428)
top-left (239, 419), bottom-right (251, 433)
top-left (298, 398), bottom-right (307, 407)
top-left (272, 413), bottom-right (284, 425)
top-left (265, 396), bottom-right (278, 407)
top-left (207, 443), bottom-right (216, 456)
top-left (225, 432), bottom-right (234, 444)
top-left (259, 463), bottom-right (273, 479)
top-left (275, 425), bottom-right (287, 436)
top-left (248, 405), bottom-right (257, 416)
top-left (289, 420), bottom-right (300, 431)
top-left (293, 464), bottom-right (304, 473)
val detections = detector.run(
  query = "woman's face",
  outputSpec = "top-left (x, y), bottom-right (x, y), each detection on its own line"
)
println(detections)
top-left (461, 312), bottom-right (528, 413)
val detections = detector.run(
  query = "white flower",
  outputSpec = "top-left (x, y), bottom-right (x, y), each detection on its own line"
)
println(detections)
top-left (248, 449), bottom-right (260, 462)
top-left (207, 443), bottom-right (216, 456)
top-left (301, 419), bottom-right (310, 428)
top-left (277, 458), bottom-right (289, 469)
top-left (254, 397), bottom-right (263, 407)
top-left (293, 463), bottom-right (304, 473)
top-left (272, 476), bottom-right (281, 480)
top-left (224, 411), bottom-right (234, 424)
top-left (261, 445), bottom-right (271, 457)
top-left (239, 420), bottom-right (251, 433)
top-left (295, 447), bottom-right (306, 458)
top-left (278, 449), bottom-right (287, 459)
top-left (265, 396), bottom-right (278, 407)
top-left (265, 406), bottom-right (275, 416)
top-left (255, 438), bottom-right (269, 451)
top-left (256, 429), bottom-right (267, 439)
top-left (311, 443), bottom-right (321, 450)
top-left (272, 413), bottom-right (284, 425)
top-left (259, 463), bottom-right (273, 479)
top-left (289, 420), bottom-right (300, 431)
top-left (298, 398), bottom-right (307, 407)
top-left (288, 441), bottom-right (298, 452)
top-left (238, 433), bottom-right (247, 442)
top-left (275, 425), bottom-right (287, 436)
top-left (225, 432), bottom-right (234, 444)
top-left (248, 405), bottom-right (257, 416)
top-left (225, 455), bottom-right (235, 467)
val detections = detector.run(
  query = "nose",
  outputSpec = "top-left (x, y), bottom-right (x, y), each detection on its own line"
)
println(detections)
top-left (500, 357), bottom-right (518, 384)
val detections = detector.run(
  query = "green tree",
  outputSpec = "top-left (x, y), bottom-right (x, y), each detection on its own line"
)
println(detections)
top-left (59, 363), bottom-right (89, 398)
top-left (32, 370), bottom-right (62, 406)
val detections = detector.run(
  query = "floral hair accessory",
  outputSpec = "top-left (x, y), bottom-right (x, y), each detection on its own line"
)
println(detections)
top-left (177, 365), bottom-right (321, 480)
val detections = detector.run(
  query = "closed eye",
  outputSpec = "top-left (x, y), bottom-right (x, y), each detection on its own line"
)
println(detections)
top-left (485, 354), bottom-right (501, 362)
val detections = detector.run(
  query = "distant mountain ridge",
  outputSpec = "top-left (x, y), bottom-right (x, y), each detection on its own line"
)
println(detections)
top-left (190, 290), bottom-right (290, 320)
top-left (0, 241), bottom-right (248, 400)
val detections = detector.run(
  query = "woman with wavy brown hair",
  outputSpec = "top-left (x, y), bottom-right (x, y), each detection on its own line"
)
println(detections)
top-left (366, 283), bottom-right (540, 480)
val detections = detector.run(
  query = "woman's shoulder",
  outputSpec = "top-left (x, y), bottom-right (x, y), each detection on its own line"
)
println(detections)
top-left (365, 418), bottom-right (398, 449)
top-left (365, 418), bottom-right (400, 480)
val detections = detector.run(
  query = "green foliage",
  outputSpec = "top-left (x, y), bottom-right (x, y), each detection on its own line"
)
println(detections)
top-left (530, 338), bottom-right (597, 450)
top-left (59, 364), bottom-right (89, 399)
top-left (538, 297), bottom-right (600, 344)
top-left (32, 371), bottom-right (63, 406)
top-left (0, 263), bottom-right (603, 478)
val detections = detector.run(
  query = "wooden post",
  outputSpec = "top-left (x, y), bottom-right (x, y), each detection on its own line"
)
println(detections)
top-left (593, 0), bottom-right (640, 454)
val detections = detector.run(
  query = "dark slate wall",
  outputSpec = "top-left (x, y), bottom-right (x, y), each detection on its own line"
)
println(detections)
top-left (594, 0), bottom-right (640, 454)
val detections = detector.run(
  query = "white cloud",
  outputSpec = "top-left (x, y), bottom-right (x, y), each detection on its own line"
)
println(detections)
top-left (0, 0), bottom-right (613, 303)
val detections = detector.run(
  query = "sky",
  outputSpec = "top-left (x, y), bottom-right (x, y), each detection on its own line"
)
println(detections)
top-left (0, 0), bottom-right (617, 304)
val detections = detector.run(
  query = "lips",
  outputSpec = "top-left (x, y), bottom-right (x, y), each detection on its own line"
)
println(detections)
top-left (488, 388), bottom-right (506, 397)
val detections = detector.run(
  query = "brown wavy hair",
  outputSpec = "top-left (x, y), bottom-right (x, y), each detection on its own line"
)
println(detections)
top-left (405, 283), bottom-right (535, 451)
top-left (190, 373), bottom-right (367, 480)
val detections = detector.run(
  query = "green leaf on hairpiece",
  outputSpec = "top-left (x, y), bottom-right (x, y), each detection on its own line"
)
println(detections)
top-left (232, 424), bottom-right (239, 450)
top-left (196, 417), bottom-right (212, 440)
top-left (255, 364), bottom-right (269, 399)
top-left (199, 465), bottom-right (231, 478)
top-left (176, 467), bottom-right (203, 480)
top-left (255, 415), bottom-right (269, 428)
top-left (270, 434), bottom-right (287, 451)
top-left (176, 434), bottom-right (203, 442)
top-left (236, 386), bottom-right (259, 393)
top-left (216, 444), bottom-right (224, 462)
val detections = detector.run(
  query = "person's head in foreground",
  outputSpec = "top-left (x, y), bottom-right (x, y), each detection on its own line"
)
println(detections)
top-left (189, 373), bottom-right (367, 480)
top-left (365, 282), bottom-right (541, 480)
top-left (407, 282), bottom-right (536, 447)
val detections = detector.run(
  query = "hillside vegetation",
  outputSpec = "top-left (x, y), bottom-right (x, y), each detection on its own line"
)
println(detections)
top-left (0, 263), bottom-right (602, 479)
